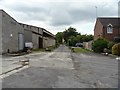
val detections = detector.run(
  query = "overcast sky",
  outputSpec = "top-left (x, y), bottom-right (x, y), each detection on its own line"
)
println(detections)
top-left (0, 0), bottom-right (119, 35)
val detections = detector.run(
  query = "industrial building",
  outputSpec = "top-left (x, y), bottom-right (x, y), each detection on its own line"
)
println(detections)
top-left (19, 23), bottom-right (55, 49)
top-left (0, 9), bottom-right (55, 54)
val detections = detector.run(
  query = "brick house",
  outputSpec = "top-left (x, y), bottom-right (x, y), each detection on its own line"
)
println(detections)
top-left (94, 17), bottom-right (120, 42)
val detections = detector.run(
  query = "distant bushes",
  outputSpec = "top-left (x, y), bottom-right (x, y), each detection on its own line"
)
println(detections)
top-left (112, 43), bottom-right (120, 56)
top-left (92, 38), bottom-right (108, 53)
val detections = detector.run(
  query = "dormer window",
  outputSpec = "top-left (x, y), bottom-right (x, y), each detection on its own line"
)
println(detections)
top-left (107, 24), bottom-right (113, 34)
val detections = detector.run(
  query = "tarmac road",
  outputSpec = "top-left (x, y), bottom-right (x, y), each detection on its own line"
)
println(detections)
top-left (2, 45), bottom-right (118, 88)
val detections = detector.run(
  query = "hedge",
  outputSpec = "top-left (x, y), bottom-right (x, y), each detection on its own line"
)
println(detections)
top-left (112, 43), bottom-right (120, 56)
top-left (92, 38), bottom-right (108, 53)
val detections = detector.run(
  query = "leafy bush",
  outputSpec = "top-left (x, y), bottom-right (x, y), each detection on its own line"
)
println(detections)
top-left (112, 43), bottom-right (120, 56)
top-left (108, 42), bottom-right (115, 49)
top-left (107, 41), bottom-right (115, 53)
top-left (92, 38), bottom-right (108, 53)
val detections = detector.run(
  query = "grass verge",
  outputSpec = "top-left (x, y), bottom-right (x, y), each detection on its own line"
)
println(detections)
top-left (72, 47), bottom-right (92, 53)
top-left (32, 45), bottom-right (56, 52)
top-left (46, 45), bottom-right (56, 52)
top-left (32, 48), bottom-right (45, 52)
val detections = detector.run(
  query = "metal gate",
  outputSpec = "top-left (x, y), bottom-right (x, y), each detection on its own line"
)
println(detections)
top-left (18, 33), bottom-right (24, 50)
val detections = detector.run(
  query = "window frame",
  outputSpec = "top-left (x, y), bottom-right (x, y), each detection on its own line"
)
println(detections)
top-left (107, 24), bottom-right (113, 34)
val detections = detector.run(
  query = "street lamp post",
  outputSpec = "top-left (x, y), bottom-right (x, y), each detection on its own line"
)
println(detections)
top-left (95, 6), bottom-right (97, 18)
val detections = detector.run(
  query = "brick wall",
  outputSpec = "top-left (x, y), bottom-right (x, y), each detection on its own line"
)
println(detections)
top-left (94, 19), bottom-right (103, 40)
top-left (94, 18), bottom-right (120, 41)
top-left (103, 27), bottom-right (119, 41)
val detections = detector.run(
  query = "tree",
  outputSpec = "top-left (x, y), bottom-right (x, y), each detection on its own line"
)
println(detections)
top-left (88, 34), bottom-right (94, 41)
top-left (68, 36), bottom-right (78, 46)
top-left (63, 27), bottom-right (78, 43)
top-left (55, 32), bottom-right (63, 44)
top-left (80, 34), bottom-right (93, 42)
top-left (56, 27), bottom-right (94, 46)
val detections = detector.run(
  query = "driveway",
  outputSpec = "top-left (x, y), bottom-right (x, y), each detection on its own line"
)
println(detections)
top-left (2, 45), bottom-right (118, 88)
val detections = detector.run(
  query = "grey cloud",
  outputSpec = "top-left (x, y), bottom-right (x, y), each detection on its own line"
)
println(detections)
top-left (48, 2), bottom-right (117, 26)
top-left (48, 8), bottom-right (73, 26)
top-left (2, 1), bottom-right (118, 27)
top-left (68, 4), bottom-right (117, 22)
top-left (7, 3), bottom-right (50, 21)
top-left (12, 5), bottom-right (47, 13)
top-left (10, 2), bottom-right (73, 26)
top-left (0, 0), bottom-right (3, 2)
top-left (68, 7), bottom-right (96, 22)
top-left (98, 5), bottom-right (118, 16)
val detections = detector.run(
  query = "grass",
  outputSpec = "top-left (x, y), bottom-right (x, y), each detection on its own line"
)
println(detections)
top-left (46, 45), bottom-right (56, 52)
top-left (72, 47), bottom-right (92, 53)
top-left (32, 45), bottom-right (56, 52)
top-left (32, 48), bottom-right (45, 52)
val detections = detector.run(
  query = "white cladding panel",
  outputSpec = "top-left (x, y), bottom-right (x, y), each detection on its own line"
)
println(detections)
top-left (18, 33), bottom-right (24, 50)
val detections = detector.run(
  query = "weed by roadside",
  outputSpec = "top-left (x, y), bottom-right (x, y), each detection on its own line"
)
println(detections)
top-left (32, 48), bottom-right (45, 52)
top-left (33, 45), bottom-right (56, 52)
top-left (45, 45), bottom-right (56, 52)
top-left (71, 47), bottom-right (92, 53)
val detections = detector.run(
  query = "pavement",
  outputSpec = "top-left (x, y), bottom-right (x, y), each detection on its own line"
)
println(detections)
top-left (1, 45), bottom-right (118, 88)
top-left (1, 52), bottom-right (47, 75)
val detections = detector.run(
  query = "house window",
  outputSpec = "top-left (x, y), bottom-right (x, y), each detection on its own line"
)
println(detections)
top-left (107, 24), bottom-right (113, 34)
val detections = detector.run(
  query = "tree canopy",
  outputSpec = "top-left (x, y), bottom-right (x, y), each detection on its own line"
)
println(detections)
top-left (63, 27), bottom-right (79, 43)
top-left (55, 27), bottom-right (93, 46)
top-left (55, 32), bottom-right (63, 44)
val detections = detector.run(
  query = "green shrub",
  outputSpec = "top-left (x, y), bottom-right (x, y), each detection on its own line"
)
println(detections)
top-left (108, 42), bottom-right (115, 49)
top-left (46, 45), bottom-right (56, 51)
top-left (92, 38), bottom-right (108, 53)
top-left (112, 43), bottom-right (120, 56)
top-left (107, 41), bottom-right (115, 53)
